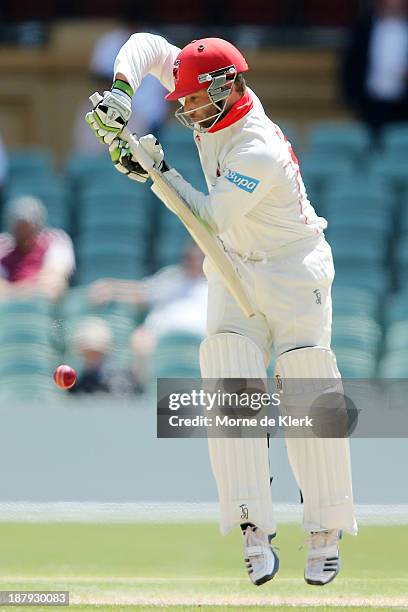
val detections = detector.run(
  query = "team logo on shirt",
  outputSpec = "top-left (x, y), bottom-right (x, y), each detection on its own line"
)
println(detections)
top-left (225, 169), bottom-right (260, 193)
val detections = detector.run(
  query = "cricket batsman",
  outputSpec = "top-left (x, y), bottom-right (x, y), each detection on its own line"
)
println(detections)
top-left (86, 33), bottom-right (357, 586)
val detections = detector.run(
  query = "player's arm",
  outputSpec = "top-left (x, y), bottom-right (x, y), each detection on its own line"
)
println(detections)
top-left (155, 148), bottom-right (276, 234)
top-left (113, 134), bottom-right (276, 231)
top-left (86, 33), bottom-right (180, 145)
top-left (113, 32), bottom-right (181, 93)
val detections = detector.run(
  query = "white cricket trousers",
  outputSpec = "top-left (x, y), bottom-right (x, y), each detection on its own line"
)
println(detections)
top-left (204, 234), bottom-right (334, 358)
top-left (202, 234), bottom-right (357, 535)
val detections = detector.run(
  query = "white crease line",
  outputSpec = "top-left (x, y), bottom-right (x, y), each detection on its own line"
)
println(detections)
top-left (0, 576), bottom-right (406, 584)
top-left (0, 502), bottom-right (406, 524)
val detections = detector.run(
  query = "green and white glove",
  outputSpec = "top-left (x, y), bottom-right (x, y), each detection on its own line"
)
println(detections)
top-left (86, 80), bottom-right (134, 145)
top-left (109, 134), bottom-right (168, 182)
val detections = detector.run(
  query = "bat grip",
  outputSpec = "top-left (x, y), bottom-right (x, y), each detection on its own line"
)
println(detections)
top-left (89, 91), bottom-right (103, 107)
top-left (120, 127), bottom-right (155, 171)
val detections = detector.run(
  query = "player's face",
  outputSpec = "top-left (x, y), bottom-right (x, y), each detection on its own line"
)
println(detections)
top-left (182, 89), bottom-right (220, 129)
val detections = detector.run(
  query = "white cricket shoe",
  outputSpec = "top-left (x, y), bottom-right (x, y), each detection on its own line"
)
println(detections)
top-left (243, 525), bottom-right (279, 586)
top-left (304, 529), bottom-right (342, 586)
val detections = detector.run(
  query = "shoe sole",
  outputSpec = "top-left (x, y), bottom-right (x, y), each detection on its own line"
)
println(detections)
top-left (304, 565), bottom-right (340, 587)
top-left (253, 550), bottom-right (280, 586)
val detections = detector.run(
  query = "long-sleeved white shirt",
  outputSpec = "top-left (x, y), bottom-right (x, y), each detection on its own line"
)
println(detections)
top-left (115, 33), bottom-right (327, 255)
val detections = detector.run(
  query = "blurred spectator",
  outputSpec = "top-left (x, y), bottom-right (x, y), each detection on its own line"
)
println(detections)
top-left (0, 135), bottom-right (8, 194)
top-left (69, 316), bottom-right (140, 395)
top-left (89, 243), bottom-right (207, 387)
top-left (0, 196), bottom-right (75, 300)
top-left (342, 0), bottom-right (408, 134)
top-left (89, 243), bottom-right (205, 308)
top-left (73, 18), bottom-right (168, 153)
top-left (130, 276), bottom-right (207, 387)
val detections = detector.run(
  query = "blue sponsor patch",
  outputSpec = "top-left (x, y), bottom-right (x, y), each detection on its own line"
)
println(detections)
top-left (225, 169), bottom-right (260, 193)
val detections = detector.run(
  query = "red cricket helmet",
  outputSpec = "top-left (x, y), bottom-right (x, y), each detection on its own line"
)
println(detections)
top-left (165, 38), bottom-right (249, 101)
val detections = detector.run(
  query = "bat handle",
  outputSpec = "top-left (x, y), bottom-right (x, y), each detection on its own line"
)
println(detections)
top-left (89, 91), bottom-right (103, 107)
top-left (120, 127), bottom-right (155, 171)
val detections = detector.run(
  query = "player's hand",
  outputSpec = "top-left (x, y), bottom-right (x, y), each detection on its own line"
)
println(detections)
top-left (85, 80), bottom-right (133, 145)
top-left (109, 136), bottom-right (150, 182)
top-left (109, 134), bottom-right (167, 182)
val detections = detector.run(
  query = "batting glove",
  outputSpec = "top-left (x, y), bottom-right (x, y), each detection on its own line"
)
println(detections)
top-left (110, 134), bottom-right (168, 182)
top-left (85, 79), bottom-right (133, 145)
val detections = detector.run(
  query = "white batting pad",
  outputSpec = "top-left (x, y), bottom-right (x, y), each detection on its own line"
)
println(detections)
top-left (200, 333), bottom-right (275, 535)
top-left (275, 346), bottom-right (357, 534)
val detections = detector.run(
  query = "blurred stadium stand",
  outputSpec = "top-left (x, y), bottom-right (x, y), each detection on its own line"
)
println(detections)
top-left (1, 3), bottom-right (408, 393)
top-left (1, 118), bottom-right (408, 390)
top-left (0, 1), bottom-right (360, 27)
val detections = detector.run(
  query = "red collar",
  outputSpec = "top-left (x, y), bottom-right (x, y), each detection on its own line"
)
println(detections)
top-left (208, 90), bottom-right (253, 133)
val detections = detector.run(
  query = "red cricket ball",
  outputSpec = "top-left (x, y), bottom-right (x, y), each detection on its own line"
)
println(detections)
top-left (53, 364), bottom-right (77, 390)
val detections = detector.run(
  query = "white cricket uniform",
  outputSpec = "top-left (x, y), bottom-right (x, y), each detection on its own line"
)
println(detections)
top-left (115, 33), bottom-right (357, 536)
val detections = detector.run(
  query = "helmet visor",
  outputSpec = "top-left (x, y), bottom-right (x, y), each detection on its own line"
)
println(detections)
top-left (173, 70), bottom-right (237, 132)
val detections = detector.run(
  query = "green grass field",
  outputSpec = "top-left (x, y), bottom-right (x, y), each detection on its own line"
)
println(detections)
top-left (1, 522), bottom-right (407, 611)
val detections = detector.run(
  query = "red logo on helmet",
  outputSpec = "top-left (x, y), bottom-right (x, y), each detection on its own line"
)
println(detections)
top-left (173, 59), bottom-right (180, 83)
